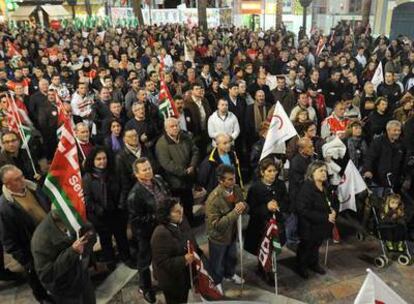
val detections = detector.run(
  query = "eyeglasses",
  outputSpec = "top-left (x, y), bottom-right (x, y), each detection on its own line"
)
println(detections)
top-left (2, 139), bottom-right (19, 144)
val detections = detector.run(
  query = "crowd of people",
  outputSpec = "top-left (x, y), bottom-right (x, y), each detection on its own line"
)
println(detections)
top-left (0, 19), bottom-right (413, 304)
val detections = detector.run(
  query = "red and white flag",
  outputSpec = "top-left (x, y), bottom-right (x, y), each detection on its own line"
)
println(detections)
top-left (260, 101), bottom-right (297, 160)
top-left (6, 41), bottom-right (21, 58)
top-left (43, 119), bottom-right (86, 233)
top-left (258, 216), bottom-right (282, 273)
top-left (188, 241), bottom-right (223, 301)
top-left (337, 160), bottom-right (367, 212)
top-left (354, 269), bottom-right (407, 304)
top-left (316, 37), bottom-right (325, 57)
top-left (158, 56), bottom-right (178, 119)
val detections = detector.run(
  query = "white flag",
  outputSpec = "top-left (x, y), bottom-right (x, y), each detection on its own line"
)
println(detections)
top-left (82, 31), bottom-right (89, 39)
top-left (260, 101), bottom-right (297, 160)
top-left (98, 31), bottom-right (106, 41)
top-left (354, 269), bottom-right (407, 304)
top-left (372, 62), bottom-right (384, 89)
top-left (337, 160), bottom-right (367, 212)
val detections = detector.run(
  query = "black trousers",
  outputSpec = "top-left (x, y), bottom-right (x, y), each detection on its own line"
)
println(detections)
top-left (94, 210), bottom-right (130, 262)
top-left (296, 239), bottom-right (322, 270)
top-left (163, 289), bottom-right (189, 304)
top-left (136, 236), bottom-right (152, 291)
top-left (0, 241), bottom-right (4, 270)
top-left (26, 264), bottom-right (50, 302)
top-left (171, 188), bottom-right (194, 225)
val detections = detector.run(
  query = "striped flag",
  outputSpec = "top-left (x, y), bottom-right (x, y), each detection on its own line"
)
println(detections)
top-left (316, 37), bottom-right (325, 57)
top-left (158, 56), bottom-right (178, 120)
top-left (44, 119), bottom-right (86, 233)
top-left (5, 93), bottom-right (33, 148)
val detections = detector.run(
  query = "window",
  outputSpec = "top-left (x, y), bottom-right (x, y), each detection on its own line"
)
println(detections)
top-left (349, 0), bottom-right (362, 13)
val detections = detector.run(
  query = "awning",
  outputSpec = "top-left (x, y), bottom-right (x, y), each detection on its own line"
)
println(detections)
top-left (10, 6), bottom-right (36, 21)
top-left (41, 5), bottom-right (71, 19)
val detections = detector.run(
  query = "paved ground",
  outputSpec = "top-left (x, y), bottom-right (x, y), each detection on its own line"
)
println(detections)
top-left (1, 208), bottom-right (413, 303)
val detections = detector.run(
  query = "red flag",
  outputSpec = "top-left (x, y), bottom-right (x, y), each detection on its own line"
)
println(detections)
top-left (6, 41), bottom-right (21, 58)
top-left (5, 94), bottom-right (32, 134)
top-left (44, 119), bottom-right (86, 232)
top-left (158, 56), bottom-right (178, 119)
top-left (258, 217), bottom-right (281, 273)
top-left (315, 37), bottom-right (325, 57)
top-left (188, 241), bottom-right (223, 301)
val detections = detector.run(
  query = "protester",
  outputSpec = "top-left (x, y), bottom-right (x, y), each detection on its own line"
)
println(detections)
top-left (151, 198), bottom-right (199, 304)
top-left (127, 157), bottom-right (170, 303)
top-left (155, 117), bottom-right (199, 225)
top-left (295, 161), bottom-right (338, 279)
top-left (205, 164), bottom-right (247, 291)
top-left (31, 208), bottom-right (97, 304)
top-left (0, 165), bottom-right (52, 302)
top-left (244, 158), bottom-right (287, 284)
top-left (83, 146), bottom-right (132, 269)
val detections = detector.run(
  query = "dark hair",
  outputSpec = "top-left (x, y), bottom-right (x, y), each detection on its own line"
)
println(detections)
top-left (259, 158), bottom-right (281, 178)
top-left (107, 118), bottom-right (122, 134)
top-left (156, 198), bottom-right (181, 224)
top-left (173, 94), bottom-right (183, 101)
top-left (133, 157), bottom-right (150, 174)
top-left (216, 164), bottom-right (235, 181)
top-left (83, 146), bottom-right (115, 174)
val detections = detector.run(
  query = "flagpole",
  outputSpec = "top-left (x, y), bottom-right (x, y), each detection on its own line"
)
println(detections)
top-left (272, 213), bottom-right (278, 296)
top-left (7, 93), bottom-right (38, 176)
top-left (324, 240), bottom-right (329, 266)
top-left (75, 137), bottom-right (87, 161)
top-left (237, 215), bottom-right (244, 296)
top-left (187, 240), bottom-right (195, 295)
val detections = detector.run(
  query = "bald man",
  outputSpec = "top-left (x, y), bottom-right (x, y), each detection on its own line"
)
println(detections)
top-left (0, 165), bottom-right (52, 302)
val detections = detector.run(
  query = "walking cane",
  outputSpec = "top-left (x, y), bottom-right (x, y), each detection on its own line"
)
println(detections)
top-left (324, 240), bottom-right (329, 266)
top-left (237, 215), bottom-right (244, 296)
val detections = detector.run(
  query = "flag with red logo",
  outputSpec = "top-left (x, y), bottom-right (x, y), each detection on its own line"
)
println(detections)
top-left (44, 119), bottom-right (86, 233)
top-left (258, 216), bottom-right (282, 273)
top-left (158, 56), bottom-right (178, 119)
top-left (337, 160), bottom-right (367, 212)
top-left (187, 241), bottom-right (223, 301)
top-left (6, 41), bottom-right (21, 58)
top-left (354, 269), bottom-right (407, 304)
top-left (316, 37), bottom-right (325, 57)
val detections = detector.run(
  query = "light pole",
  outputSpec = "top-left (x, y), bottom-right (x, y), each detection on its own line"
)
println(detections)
top-left (299, 0), bottom-right (312, 33)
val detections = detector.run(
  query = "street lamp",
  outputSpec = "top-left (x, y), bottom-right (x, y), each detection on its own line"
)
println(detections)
top-left (299, 0), bottom-right (312, 33)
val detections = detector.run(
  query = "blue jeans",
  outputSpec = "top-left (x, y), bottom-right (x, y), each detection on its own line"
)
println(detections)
top-left (283, 213), bottom-right (299, 245)
top-left (209, 240), bottom-right (237, 284)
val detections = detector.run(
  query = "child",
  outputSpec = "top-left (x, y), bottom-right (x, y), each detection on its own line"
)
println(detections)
top-left (380, 194), bottom-right (406, 252)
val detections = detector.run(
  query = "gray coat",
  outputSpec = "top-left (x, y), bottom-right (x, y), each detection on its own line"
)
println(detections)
top-left (155, 132), bottom-right (199, 189)
top-left (31, 213), bottom-right (96, 304)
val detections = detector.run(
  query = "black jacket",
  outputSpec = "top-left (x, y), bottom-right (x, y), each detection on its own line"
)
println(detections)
top-left (244, 180), bottom-right (287, 255)
top-left (288, 153), bottom-right (312, 211)
top-left (151, 220), bottom-right (196, 296)
top-left (0, 182), bottom-right (50, 267)
top-left (363, 134), bottom-right (407, 188)
top-left (364, 111), bottom-right (391, 140)
top-left (126, 176), bottom-right (170, 238)
top-left (296, 180), bottom-right (338, 241)
top-left (198, 148), bottom-right (242, 192)
top-left (271, 87), bottom-right (296, 115)
top-left (83, 171), bottom-right (121, 226)
top-left (115, 146), bottom-right (153, 209)
top-left (0, 149), bottom-right (38, 184)
top-left (377, 82), bottom-right (402, 109)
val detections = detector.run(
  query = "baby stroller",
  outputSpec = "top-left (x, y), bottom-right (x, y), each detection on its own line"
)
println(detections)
top-left (358, 174), bottom-right (412, 268)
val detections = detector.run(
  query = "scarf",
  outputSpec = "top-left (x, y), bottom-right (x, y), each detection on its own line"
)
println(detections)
top-left (253, 103), bottom-right (267, 132)
top-left (111, 134), bottom-right (122, 152)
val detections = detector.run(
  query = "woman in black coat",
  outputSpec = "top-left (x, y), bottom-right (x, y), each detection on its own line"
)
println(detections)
top-left (295, 160), bottom-right (338, 279)
top-left (151, 198), bottom-right (200, 304)
top-left (83, 146), bottom-right (131, 268)
top-left (244, 158), bottom-right (287, 283)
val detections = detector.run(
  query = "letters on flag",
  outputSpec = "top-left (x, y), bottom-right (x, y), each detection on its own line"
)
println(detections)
top-left (354, 269), bottom-right (407, 304)
top-left (158, 56), bottom-right (178, 119)
top-left (44, 119), bottom-right (86, 233)
top-left (258, 217), bottom-right (281, 273)
top-left (188, 241), bottom-right (223, 301)
top-left (337, 160), bottom-right (367, 212)
top-left (260, 101), bottom-right (297, 160)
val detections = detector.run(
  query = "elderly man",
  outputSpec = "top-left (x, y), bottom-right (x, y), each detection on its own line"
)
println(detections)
top-left (28, 78), bottom-right (49, 128)
top-left (75, 122), bottom-right (94, 164)
top-left (127, 158), bottom-right (170, 304)
top-left (198, 133), bottom-right (243, 192)
top-left (207, 98), bottom-right (240, 147)
top-left (205, 164), bottom-right (247, 292)
top-left (31, 207), bottom-right (96, 304)
top-left (363, 120), bottom-right (407, 192)
top-left (0, 165), bottom-right (52, 303)
top-left (155, 117), bottom-right (199, 225)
